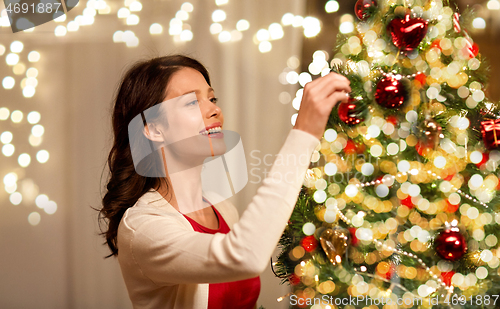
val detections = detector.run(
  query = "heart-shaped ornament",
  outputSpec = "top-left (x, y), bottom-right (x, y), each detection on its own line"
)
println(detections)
top-left (387, 15), bottom-right (428, 50)
top-left (319, 227), bottom-right (350, 265)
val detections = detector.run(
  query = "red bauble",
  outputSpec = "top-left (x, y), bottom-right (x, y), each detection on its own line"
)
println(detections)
top-left (431, 39), bottom-right (441, 50)
top-left (386, 115), bottom-right (398, 125)
top-left (375, 76), bottom-right (409, 109)
top-left (441, 271), bottom-right (455, 286)
top-left (476, 152), bottom-right (489, 168)
top-left (435, 228), bottom-right (467, 261)
top-left (338, 99), bottom-right (364, 126)
top-left (343, 140), bottom-right (357, 155)
top-left (348, 228), bottom-right (359, 246)
top-left (387, 15), bottom-right (428, 51)
top-left (288, 274), bottom-right (300, 285)
top-left (301, 235), bottom-right (318, 252)
top-left (355, 0), bottom-right (377, 20)
top-left (445, 200), bottom-right (459, 213)
top-left (400, 196), bottom-right (414, 209)
top-left (415, 73), bottom-right (427, 86)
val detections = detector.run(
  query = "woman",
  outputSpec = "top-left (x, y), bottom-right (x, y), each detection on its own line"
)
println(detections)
top-left (100, 55), bottom-right (350, 309)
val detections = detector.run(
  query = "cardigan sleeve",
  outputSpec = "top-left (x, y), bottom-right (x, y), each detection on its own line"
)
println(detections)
top-left (126, 128), bottom-right (320, 286)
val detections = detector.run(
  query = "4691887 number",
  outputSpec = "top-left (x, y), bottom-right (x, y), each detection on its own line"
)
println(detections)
top-left (6, 2), bottom-right (62, 14)
top-left (444, 294), bottom-right (499, 305)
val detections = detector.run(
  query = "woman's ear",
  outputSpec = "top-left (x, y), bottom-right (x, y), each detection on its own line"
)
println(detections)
top-left (143, 123), bottom-right (164, 142)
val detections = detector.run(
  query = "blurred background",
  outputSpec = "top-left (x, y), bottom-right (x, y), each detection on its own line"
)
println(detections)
top-left (0, 0), bottom-right (498, 308)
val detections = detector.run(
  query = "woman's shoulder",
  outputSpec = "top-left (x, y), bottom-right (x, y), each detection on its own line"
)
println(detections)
top-left (119, 190), bottom-right (188, 234)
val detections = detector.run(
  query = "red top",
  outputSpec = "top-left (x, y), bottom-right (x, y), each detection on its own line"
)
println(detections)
top-left (182, 201), bottom-right (261, 309)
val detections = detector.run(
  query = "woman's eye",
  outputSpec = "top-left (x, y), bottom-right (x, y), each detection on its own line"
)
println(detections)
top-left (185, 100), bottom-right (198, 106)
top-left (210, 97), bottom-right (218, 104)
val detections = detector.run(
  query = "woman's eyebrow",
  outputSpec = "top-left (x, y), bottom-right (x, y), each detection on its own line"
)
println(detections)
top-left (181, 88), bottom-right (215, 96)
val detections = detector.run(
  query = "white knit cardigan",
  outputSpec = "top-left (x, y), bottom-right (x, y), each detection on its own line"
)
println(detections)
top-left (117, 129), bottom-right (320, 309)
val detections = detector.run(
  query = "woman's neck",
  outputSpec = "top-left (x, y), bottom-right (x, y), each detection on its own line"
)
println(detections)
top-left (156, 151), bottom-right (207, 215)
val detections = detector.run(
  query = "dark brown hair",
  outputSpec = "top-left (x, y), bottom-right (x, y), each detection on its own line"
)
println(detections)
top-left (99, 55), bottom-right (211, 257)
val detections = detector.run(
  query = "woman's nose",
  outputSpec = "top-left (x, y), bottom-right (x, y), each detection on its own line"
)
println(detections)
top-left (206, 101), bottom-right (222, 118)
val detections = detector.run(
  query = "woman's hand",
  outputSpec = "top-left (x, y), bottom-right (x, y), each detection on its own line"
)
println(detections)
top-left (293, 72), bottom-right (351, 140)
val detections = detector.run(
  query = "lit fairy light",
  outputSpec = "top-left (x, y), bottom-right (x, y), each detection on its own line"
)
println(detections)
top-left (259, 41), bottom-right (272, 53)
top-left (117, 8), bottom-right (130, 18)
top-left (54, 25), bottom-right (67, 36)
top-left (0, 47), bottom-right (55, 222)
top-left (2, 77), bottom-right (15, 89)
top-left (149, 23), bottom-right (163, 34)
top-left (36, 150), bottom-right (49, 163)
top-left (236, 19), bottom-right (249, 31)
top-left (325, 0), bottom-right (339, 13)
top-left (212, 9), bottom-right (226, 23)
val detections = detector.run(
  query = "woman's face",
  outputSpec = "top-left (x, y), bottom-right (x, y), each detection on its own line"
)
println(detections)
top-left (150, 67), bottom-right (226, 164)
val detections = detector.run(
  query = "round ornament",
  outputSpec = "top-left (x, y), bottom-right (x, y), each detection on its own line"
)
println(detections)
top-left (288, 274), bottom-right (300, 285)
top-left (301, 235), bottom-right (318, 252)
top-left (375, 76), bottom-right (410, 109)
top-left (319, 226), bottom-right (350, 265)
top-left (355, 0), bottom-right (377, 20)
top-left (435, 228), bottom-right (467, 261)
top-left (338, 98), bottom-right (364, 126)
top-left (387, 15), bottom-right (428, 50)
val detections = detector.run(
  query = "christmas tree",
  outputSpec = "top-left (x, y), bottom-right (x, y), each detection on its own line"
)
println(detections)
top-left (275, 0), bottom-right (500, 308)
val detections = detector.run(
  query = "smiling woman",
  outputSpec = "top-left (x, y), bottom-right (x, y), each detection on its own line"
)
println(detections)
top-left (99, 54), bottom-right (351, 309)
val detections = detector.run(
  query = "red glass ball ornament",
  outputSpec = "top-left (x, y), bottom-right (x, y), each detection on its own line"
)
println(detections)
top-left (343, 140), bottom-right (357, 155)
top-left (441, 271), bottom-right (455, 286)
top-left (301, 235), bottom-right (318, 252)
top-left (435, 229), bottom-right (467, 261)
top-left (374, 76), bottom-right (409, 109)
top-left (386, 115), bottom-right (398, 125)
top-left (288, 274), bottom-right (300, 285)
top-left (348, 228), bottom-right (359, 246)
top-left (355, 0), bottom-right (377, 20)
top-left (400, 196), bottom-right (414, 209)
top-left (476, 152), bottom-right (489, 168)
top-left (445, 200), bottom-right (459, 213)
top-left (387, 15), bottom-right (428, 51)
top-left (338, 99), bottom-right (364, 126)
top-left (415, 73), bottom-right (427, 86)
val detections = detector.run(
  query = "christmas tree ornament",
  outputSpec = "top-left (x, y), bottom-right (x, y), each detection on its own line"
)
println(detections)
top-left (376, 261), bottom-right (395, 280)
top-left (288, 274), bottom-right (300, 285)
top-left (415, 72), bottom-right (427, 86)
top-left (301, 235), bottom-right (318, 252)
top-left (417, 117), bottom-right (442, 149)
top-left (386, 115), bottom-right (398, 125)
top-left (348, 227), bottom-right (359, 246)
top-left (465, 250), bottom-right (486, 266)
top-left (387, 15), bottom-right (428, 50)
top-left (435, 227), bottom-right (467, 261)
top-left (453, 13), bottom-right (461, 33)
top-left (338, 98), bottom-right (365, 126)
top-left (355, 0), bottom-right (377, 20)
top-left (343, 140), bottom-right (357, 155)
top-left (463, 34), bottom-right (479, 58)
top-left (481, 119), bottom-right (500, 149)
top-left (441, 271), bottom-right (455, 286)
top-left (319, 226), bottom-right (350, 265)
top-left (375, 76), bottom-right (410, 109)
top-left (400, 196), bottom-right (414, 209)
